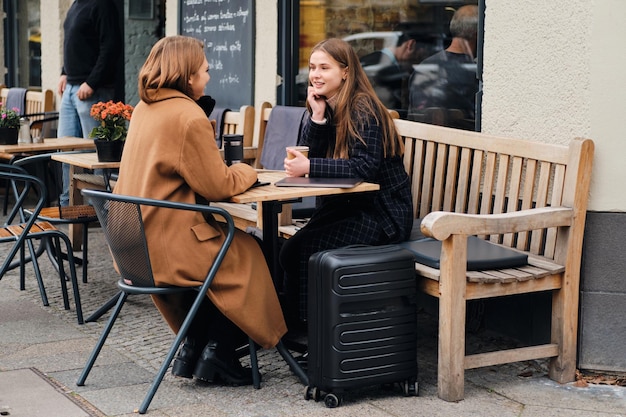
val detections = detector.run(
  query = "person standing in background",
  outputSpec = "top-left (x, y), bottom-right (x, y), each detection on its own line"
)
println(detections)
top-left (57, 0), bottom-right (122, 206)
top-left (359, 30), bottom-right (422, 113)
top-left (408, 5), bottom-right (479, 130)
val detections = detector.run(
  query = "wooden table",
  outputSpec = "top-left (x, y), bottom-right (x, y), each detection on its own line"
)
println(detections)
top-left (51, 152), bottom-right (120, 248)
top-left (230, 171), bottom-right (380, 278)
top-left (0, 136), bottom-right (96, 153)
top-left (49, 150), bottom-right (257, 248)
top-left (1, 137), bottom-right (96, 229)
top-left (51, 151), bottom-right (120, 171)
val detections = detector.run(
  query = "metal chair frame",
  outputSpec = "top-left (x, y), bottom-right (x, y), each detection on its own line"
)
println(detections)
top-left (2, 111), bottom-right (60, 215)
top-left (77, 189), bottom-right (262, 414)
top-left (14, 152), bottom-right (99, 284)
top-left (0, 166), bottom-right (83, 324)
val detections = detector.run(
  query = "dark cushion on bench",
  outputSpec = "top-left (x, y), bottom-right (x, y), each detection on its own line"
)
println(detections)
top-left (409, 218), bottom-right (426, 241)
top-left (400, 236), bottom-right (528, 271)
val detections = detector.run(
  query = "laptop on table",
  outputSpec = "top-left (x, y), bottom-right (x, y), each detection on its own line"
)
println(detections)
top-left (274, 176), bottom-right (363, 188)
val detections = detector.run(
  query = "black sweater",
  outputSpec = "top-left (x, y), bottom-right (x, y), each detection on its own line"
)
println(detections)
top-left (62, 0), bottom-right (121, 89)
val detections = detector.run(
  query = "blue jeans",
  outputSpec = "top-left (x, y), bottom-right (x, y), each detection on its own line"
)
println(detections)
top-left (58, 84), bottom-right (114, 206)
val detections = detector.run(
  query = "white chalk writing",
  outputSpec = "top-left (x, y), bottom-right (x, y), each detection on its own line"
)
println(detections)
top-left (182, 0), bottom-right (252, 102)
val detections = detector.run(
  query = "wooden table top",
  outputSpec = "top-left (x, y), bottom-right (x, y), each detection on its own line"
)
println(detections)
top-left (230, 171), bottom-right (380, 204)
top-left (0, 136), bottom-right (96, 153)
top-left (47, 145), bottom-right (256, 170)
top-left (51, 151), bottom-right (121, 170)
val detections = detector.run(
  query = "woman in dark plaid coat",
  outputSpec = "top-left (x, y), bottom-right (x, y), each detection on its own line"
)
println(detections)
top-left (280, 38), bottom-right (413, 323)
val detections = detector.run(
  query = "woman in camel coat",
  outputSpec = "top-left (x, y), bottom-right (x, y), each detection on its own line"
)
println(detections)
top-left (113, 36), bottom-right (286, 385)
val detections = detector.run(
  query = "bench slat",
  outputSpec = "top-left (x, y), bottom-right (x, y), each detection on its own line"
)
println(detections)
top-left (1, 221), bottom-right (59, 239)
top-left (415, 257), bottom-right (563, 284)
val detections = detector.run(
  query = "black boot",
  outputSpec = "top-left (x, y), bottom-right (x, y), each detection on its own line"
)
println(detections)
top-left (193, 341), bottom-right (254, 386)
top-left (171, 337), bottom-right (203, 378)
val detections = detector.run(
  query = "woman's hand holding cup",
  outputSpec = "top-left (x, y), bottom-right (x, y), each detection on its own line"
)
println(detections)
top-left (284, 146), bottom-right (310, 177)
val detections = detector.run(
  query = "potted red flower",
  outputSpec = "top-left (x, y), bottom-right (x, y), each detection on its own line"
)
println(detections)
top-left (89, 101), bottom-right (134, 161)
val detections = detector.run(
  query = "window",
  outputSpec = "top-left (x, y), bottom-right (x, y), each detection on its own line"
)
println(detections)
top-left (290, 0), bottom-right (480, 130)
top-left (4, 0), bottom-right (42, 87)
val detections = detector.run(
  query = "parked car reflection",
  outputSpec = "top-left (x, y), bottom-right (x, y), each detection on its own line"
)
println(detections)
top-left (296, 28), bottom-right (449, 118)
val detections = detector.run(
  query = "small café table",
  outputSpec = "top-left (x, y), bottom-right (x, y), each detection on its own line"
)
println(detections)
top-left (229, 171), bottom-right (380, 279)
top-left (0, 136), bottom-right (96, 154)
top-left (51, 151), bottom-right (120, 189)
top-left (49, 148), bottom-right (257, 250)
top-left (1, 136), bottom-right (97, 217)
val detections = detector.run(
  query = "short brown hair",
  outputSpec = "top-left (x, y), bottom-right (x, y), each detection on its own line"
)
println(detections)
top-left (138, 36), bottom-right (205, 103)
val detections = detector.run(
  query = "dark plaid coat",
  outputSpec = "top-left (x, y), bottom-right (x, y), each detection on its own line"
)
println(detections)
top-left (279, 107), bottom-right (413, 319)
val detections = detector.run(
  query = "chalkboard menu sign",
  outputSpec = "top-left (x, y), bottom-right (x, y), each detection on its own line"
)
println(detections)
top-left (180, 0), bottom-right (255, 108)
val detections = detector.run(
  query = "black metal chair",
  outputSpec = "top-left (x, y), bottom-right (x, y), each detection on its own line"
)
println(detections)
top-left (2, 111), bottom-right (59, 215)
top-left (0, 166), bottom-right (83, 324)
top-left (76, 189), bottom-right (263, 414)
top-left (14, 152), bottom-right (99, 284)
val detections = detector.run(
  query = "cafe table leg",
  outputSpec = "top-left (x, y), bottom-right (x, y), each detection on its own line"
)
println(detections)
top-left (261, 201), bottom-right (284, 288)
top-left (260, 200), bottom-right (296, 292)
top-left (68, 164), bottom-right (83, 250)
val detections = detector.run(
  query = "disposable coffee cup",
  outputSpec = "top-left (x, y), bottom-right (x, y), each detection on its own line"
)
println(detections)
top-left (223, 134), bottom-right (244, 166)
top-left (286, 145), bottom-right (309, 160)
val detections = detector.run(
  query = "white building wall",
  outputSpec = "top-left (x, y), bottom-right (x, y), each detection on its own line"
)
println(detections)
top-left (40, 0), bottom-right (72, 106)
top-left (251, 0), bottom-right (279, 109)
top-left (482, 0), bottom-right (626, 212)
top-left (589, 0), bottom-right (626, 212)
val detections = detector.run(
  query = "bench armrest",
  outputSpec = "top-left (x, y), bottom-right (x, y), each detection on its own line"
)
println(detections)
top-left (420, 207), bottom-right (574, 241)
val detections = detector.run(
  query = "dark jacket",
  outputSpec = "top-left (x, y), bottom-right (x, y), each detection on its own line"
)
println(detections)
top-left (62, 0), bottom-right (121, 89)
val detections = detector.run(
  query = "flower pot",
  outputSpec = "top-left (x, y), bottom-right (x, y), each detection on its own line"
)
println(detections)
top-left (0, 127), bottom-right (19, 145)
top-left (94, 139), bottom-right (125, 162)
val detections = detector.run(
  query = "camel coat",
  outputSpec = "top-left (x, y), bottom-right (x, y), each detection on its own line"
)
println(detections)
top-left (113, 88), bottom-right (286, 348)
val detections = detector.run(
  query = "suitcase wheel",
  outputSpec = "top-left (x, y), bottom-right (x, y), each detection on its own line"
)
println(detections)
top-left (323, 392), bottom-right (342, 408)
top-left (304, 386), bottom-right (321, 402)
top-left (402, 378), bottom-right (420, 397)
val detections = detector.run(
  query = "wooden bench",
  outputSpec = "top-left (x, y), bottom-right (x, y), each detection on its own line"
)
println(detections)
top-left (0, 88), bottom-right (55, 139)
top-left (394, 118), bottom-right (594, 402)
top-left (1, 88), bottom-right (56, 214)
top-left (221, 105), bottom-right (255, 147)
top-left (217, 105), bottom-right (256, 165)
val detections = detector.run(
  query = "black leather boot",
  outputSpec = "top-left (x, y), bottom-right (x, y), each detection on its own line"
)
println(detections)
top-left (193, 341), bottom-right (254, 386)
top-left (171, 337), bottom-right (203, 378)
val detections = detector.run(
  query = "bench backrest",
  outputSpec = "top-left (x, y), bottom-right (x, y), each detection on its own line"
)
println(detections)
top-left (220, 105), bottom-right (255, 147)
top-left (1, 88), bottom-right (55, 138)
top-left (254, 103), bottom-right (400, 169)
top-left (1, 88), bottom-right (54, 115)
top-left (394, 118), bottom-right (594, 261)
top-left (255, 101), bottom-right (273, 144)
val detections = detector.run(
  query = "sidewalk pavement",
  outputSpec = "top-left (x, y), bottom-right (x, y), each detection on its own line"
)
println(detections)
top-left (1, 225), bottom-right (625, 417)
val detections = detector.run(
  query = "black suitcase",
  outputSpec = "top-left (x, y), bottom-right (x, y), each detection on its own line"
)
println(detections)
top-left (305, 244), bottom-right (419, 408)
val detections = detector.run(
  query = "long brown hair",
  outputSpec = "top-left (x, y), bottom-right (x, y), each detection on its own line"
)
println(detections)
top-left (138, 36), bottom-right (205, 103)
top-left (308, 38), bottom-right (403, 158)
